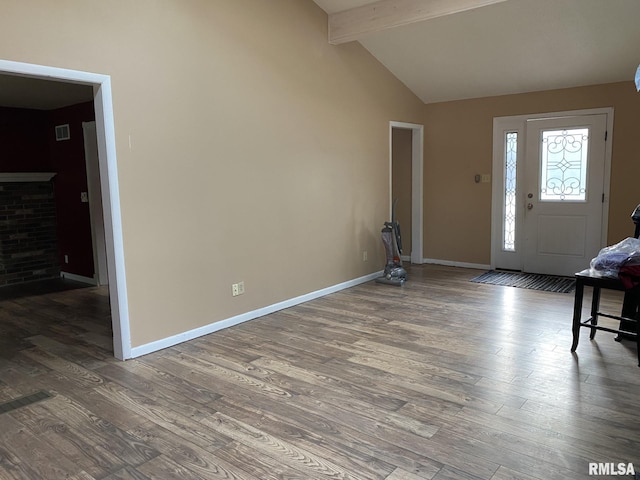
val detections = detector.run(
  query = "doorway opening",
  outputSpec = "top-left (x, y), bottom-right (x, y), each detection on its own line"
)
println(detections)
top-left (491, 108), bottom-right (613, 276)
top-left (0, 59), bottom-right (130, 360)
top-left (390, 121), bottom-right (424, 264)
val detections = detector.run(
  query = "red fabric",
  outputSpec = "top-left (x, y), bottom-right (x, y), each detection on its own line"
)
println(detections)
top-left (618, 264), bottom-right (640, 289)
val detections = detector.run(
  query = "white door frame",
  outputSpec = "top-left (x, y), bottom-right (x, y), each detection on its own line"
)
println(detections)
top-left (389, 121), bottom-right (424, 264)
top-left (83, 121), bottom-right (109, 286)
top-left (0, 59), bottom-right (130, 360)
top-left (491, 107), bottom-right (614, 271)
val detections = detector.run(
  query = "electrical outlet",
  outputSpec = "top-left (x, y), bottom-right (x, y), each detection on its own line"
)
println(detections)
top-left (64, 254), bottom-right (69, 264)
top-left (80, 192), bottom-right (89, 203)
top-left (481, 174), bottom-right (491, 183)
top-left (237, 281), bottom-right (245, 295)
top-left (232, 283), bottom-right (239, 296)
top-left (363, 251), bottom-right (368, 261)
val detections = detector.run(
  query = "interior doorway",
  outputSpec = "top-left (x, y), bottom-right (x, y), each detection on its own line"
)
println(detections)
top-left (0, 59), bottom-right (130, 360)
top-left (389, 121), bottom-right (424, 264)
top-left (491, 108), bottom-right (613, 276)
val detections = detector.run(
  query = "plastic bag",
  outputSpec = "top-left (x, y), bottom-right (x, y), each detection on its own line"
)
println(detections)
top-left (589, 237), bottom-right (640, 278)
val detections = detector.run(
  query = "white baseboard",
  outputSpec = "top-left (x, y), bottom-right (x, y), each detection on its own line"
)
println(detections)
top-left (60, 271), bottom-right (97, 285)
top-left (398, 256), bottom-right (489, 270)
top-left (129, 270), bottom-right (383, 359)
top-left (422, 258), bottom-right (490, 270)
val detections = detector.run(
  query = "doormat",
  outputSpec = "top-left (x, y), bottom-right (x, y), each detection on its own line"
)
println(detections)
top-left (470, 270), bottom-right (576, 293)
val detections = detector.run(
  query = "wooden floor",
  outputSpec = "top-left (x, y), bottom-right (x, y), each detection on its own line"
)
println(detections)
top-left (0, 265), bottom-right (639, 479)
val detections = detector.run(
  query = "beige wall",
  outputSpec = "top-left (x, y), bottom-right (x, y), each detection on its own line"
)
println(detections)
top-left (423, 81), bottom-right (640, 265)
top-left (0, 0), bottom-right (424, 347)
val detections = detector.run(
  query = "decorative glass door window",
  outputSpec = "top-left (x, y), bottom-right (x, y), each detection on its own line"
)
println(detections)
top-left (503, 132), bottom-right (518, 251)
top-left (540, 128), bottom-right (589, 201)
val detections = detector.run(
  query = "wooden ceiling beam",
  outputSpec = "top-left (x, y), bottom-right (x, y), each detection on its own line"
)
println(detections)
top-left (329, 0), bottom-right (510, 45)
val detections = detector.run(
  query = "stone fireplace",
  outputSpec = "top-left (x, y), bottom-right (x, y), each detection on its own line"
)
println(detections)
top-left (0, 173), bottom-right (59, 287)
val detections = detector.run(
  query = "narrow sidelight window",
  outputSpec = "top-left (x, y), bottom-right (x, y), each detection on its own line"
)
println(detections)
top-left (503, 132), bottom-right (518, 251)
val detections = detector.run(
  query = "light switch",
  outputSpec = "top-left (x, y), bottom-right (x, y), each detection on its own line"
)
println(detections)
top-left (80, 192), bottom-right (89, 203)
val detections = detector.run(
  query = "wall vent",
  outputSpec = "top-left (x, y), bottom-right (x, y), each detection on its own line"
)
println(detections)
top-left (55, 124), bottom-right (70, 141)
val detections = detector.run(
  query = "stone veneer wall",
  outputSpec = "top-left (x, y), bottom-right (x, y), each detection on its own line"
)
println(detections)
top-left (0, 181), bottom-right (60, 287)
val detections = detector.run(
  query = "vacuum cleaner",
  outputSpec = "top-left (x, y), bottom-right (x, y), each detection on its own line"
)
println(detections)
top-left (376, 199), bottom-right (407, 286)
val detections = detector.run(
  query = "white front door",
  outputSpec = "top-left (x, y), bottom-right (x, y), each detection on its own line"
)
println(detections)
top-left (523, 115), bottom-right (607, 275)
top-left (491, 109), bottom-right (611, 276)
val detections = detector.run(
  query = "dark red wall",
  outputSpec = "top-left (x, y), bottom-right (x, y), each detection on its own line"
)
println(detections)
top-left (0, 102), bottom-right (96, 283)
top-left (48, 102), bottom-right (96, 279)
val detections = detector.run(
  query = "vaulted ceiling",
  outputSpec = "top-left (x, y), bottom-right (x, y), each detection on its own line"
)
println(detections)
top-left (313, 0), bottom-right (640, 103)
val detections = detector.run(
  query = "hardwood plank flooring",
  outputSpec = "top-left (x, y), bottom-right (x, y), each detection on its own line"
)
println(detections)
top-left (0, 265), bottom-right (639, 479)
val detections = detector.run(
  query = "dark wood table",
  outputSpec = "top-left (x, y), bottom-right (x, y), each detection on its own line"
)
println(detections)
top-left (571, 269), bottom-right (640, 366)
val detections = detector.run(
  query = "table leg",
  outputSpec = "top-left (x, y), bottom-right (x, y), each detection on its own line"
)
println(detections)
top-left (636, 316), bottom-right (640, 367)
top-left (571, 279), bottom-right (584, 352)
top-left (589, 286), bottom-right (601, 340)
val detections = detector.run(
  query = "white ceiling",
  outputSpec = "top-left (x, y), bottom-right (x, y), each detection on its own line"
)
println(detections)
top-left (0, 74), bottom-right (93, 110)
top-left (313, 0), bottom-right (640, 103)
